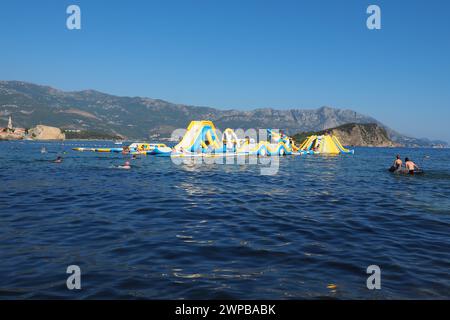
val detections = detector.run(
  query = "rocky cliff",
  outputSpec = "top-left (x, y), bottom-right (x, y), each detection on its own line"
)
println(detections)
top-left (28, 125), bottom-right (65, 140)
top-left (293, 123), bottom-right (400, 147)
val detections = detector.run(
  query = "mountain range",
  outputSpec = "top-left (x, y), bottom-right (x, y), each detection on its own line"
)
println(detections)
top-left (0, 81), bottom-right (446, 147)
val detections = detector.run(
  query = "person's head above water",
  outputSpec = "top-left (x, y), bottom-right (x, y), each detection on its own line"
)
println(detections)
top-left (405, 157), bottom-right (410, 162)
top-left (125, 161), bottom-right (130, 166)
top-left (396, 154), bottom-right (400, 159)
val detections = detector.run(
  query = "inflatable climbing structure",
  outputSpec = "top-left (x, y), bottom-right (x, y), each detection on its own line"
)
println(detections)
top-left (299, 134), bottom-right (354, 154)
top-left (72, 120), bottom-right (355, 157)
top-left (173, 120), bottom-right (294, 156)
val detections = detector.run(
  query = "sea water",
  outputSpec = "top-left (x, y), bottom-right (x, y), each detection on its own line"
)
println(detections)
top-left (0, 140), bottom-right (449, 299)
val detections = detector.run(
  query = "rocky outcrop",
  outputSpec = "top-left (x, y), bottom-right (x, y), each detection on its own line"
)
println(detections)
top-left (0, 131), bottom-right (24, 140)
top-left (28, 125), bottom-right (65, 140)
top-left (294, 123), bottom-right (400, 147)
top-left (328, 123), bottom-right (400, 147)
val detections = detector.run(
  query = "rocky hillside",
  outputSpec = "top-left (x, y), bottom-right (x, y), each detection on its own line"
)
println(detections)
top-left (0, 81), bottom-right (446, 147)
top-left (293, 123), bottom-right (399, 147)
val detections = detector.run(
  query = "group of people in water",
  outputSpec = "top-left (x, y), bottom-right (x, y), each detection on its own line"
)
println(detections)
top-left (391, 155), bottom-right (420, 174)
top-left (49, 147), bottom-right (422, 175)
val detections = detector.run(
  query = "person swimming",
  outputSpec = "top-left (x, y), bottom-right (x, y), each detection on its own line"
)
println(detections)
top-left (390, 154), bottom-right (403, 172)
top-left (405, 158), bottom-right (419, 175)
top-left (53, 156), bottom-right (63, 163)
top-left (118, 161), bottom-right (131, 169)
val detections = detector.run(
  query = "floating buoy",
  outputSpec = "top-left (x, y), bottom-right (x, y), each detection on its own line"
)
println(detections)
top-left (327, 284), bottom-right (337, 290)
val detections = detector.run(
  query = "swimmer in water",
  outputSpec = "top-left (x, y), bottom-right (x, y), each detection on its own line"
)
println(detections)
top-left (131, 154), bottom-right (138, 160)
top-left (53, 156), bottom-right (63, 163)
top-left (405, 157), bottom-right (419, 175)
top-left (118, 161), bottom-right (131, 169)
top-left (391, 154), bottom-right (403, 172)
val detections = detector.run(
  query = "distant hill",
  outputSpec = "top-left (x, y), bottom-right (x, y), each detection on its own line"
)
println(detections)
top-left (293, 123), bottom-right (400, 147)
top-left (0, 81), bottom-right (446, 147)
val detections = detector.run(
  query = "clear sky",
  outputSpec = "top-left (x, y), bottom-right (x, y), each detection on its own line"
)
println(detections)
top-left (1, 0), bottom-right (449, 141)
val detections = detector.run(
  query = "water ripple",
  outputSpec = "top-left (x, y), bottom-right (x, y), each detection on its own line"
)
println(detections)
top-left (0, 142), bottom-right (449, 299)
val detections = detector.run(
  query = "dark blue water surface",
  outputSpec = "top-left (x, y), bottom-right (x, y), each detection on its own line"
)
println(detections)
top-left (0, 140), bottom-right (449, 299)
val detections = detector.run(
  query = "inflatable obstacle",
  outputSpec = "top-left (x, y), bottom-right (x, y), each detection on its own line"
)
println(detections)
top-left (71, 120), bottom-right (355, 157)
top-left (127, 143), bottom-right (172, 155)
top-left (72, 143), bottom-right (172, 156)
top-left (172, 120), bottom-right (295, 156)
top-left (299, 134), bottom-right (354, 154)
top-left (72, 147), bottom-right (123, 153)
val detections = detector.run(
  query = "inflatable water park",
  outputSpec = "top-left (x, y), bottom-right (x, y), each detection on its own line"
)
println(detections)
top-left (72, 120), bottom-right (354, 156)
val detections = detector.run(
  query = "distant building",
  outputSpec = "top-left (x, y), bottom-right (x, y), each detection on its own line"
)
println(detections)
top-left (0, 115), bottom-right (26, 137)
top-left (7, 116), bottom-right (13, 131)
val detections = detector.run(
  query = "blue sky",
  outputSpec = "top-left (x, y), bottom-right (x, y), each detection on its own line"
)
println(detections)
top-left (1, 0), bottom-right (449, 141)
